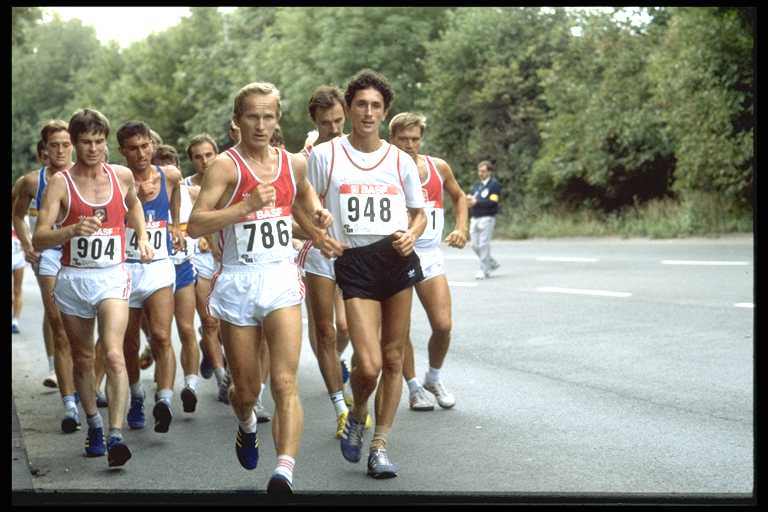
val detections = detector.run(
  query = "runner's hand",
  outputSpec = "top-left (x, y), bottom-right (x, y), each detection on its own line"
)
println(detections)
top-left (138, 238), bottom-right (154, 263)
top-left (392, 230), bottom-right (416, 257)
top-left (23, 245), bottom-right (41, 265)
top-left (313, 232), bottom-right (346, 259)
top-left (312, 208), bottom-right (333, 229)
top-left (73, 216), bottom-right (102, 237)
top-left (445, 229), bottom-right (467, 249)
top-left (243, 184), bottom-right (276, 212)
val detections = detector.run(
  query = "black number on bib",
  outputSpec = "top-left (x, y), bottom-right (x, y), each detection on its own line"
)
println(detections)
top-left (380, 197), bottom-right (391, 222)
top-left (130, 231), bottom-right (138, 249)
top-left (90, 238), bottom-right (103, 260)
top-left (243, 224), bottom-right (257, 251)
top-left (153, 230), bottom-right (162, 250)
top-left (76, 237), bottom-right (88, 257)
top-left (430, 209), bottom-right (436, 229)
top-left (261, 222), bottom-right (275, 249)
top-left (364, 197), bottom-right (375, 221)
top-left (347, 197), bottom-right (360, 222)
top-left (104, 238), bottom-right (115, 259)
top-left (276, 219), bottom-right (290, 246)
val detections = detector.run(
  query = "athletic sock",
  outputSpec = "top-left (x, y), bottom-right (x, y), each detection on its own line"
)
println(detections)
top-left (130, 383), bottom-right (144, 398)
top-left (258, 383), bottom-right (266, 401)
top-left (156, 388), bottom-right (173, 405)
top-left (62, 394), bottom-right (77, 411)
top-left (329, 391), bottom-right (348, 417)
top-left (108, 428), bottom-right (123, 441)
top-left (86, 412), bottom-right (103, 429)
top-left (214, 367), bottom-right (226, 387)
top-left (425, 367), bottom-right (442, 385)
top-left (370, 427), bottom-right (390, 451)
top-left (184, 374), bottom-right (199, 391)
top-left (239, 411), bottom-right (258, 434)
top-left (47, 356), bottom-right (55, 373)
top-left (406, 378), bottom-right (421, 395)
top-left (273, 454), bottom-right (295, 483)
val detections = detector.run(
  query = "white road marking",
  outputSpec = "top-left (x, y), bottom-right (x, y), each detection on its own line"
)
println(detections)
top-left (734, 303), bottom-right (754, 308)
top-left (536, 286), bottom-right (632, 298)
top-left (661, 260), bottom-right (750, 266)
top-left (448, 281), bottom-right (479, 288)
top-left (536, 257), bottom-right (599, 262)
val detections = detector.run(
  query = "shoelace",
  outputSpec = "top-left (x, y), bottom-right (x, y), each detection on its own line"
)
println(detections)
top-left (345, 418), bottom-right (365, 444)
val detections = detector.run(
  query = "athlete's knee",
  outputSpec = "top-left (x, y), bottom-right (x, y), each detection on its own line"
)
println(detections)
top-left (177, 324), bottom-right (197, 346)
top-left (315, 320), bottom-right (336, 348)
top-left (104, 347), bottom-right (126, 373)
top-left (202, 315), bottom-right (219, 331)
top-left (431, 317), bottom-right (452, 339)
top-left (353, 358), bottom-right (381, 385)
top-left (270, 370), bottom-right (298, 399)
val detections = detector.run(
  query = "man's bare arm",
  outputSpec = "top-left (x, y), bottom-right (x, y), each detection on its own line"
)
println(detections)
top-left (436, 158), bottom-right (469, 248)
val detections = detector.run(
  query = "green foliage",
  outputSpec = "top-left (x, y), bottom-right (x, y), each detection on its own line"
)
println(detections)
top-left (529, 10), bottom-right (674, 212)
top-left (648, 7), bottom-right (753, 208)
top-left (11, 7), bottom-right (42, 47)
top-left (420, 7), bottom-right (572, 207)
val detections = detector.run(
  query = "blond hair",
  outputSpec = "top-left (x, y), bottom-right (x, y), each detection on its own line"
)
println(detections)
top-left (233, 82), bottom-right (281, 120)
top-left (388, 112), bottom-right (426, 137)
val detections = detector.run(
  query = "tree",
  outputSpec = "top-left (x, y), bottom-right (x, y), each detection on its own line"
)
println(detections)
top-left (529, 9), bottom-right (675, 211)
top-left (11, 7), bottom-right (42, 47)
top-left (420, 7), bottom-right (572, 207)
top-left (648, 7), bottom-right (753, 209)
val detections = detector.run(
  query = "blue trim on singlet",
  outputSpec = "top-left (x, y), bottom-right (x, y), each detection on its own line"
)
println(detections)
top-left (34, 166), bottom-right (46, 210)
top-left (126, 165), bottom-right (173, 263)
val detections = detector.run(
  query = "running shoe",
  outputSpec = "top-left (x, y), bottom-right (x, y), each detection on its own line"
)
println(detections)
top-left (475, 270), bottom-right (486, 280)
top-left (42, 372), bottom-right (58, 388)
top-left (61, 407), bottom-right (81, 433)
top-left (153, 400), bottom-right (173, 433)
top-left (84, 426), bottom-right (106, 457)
top-left (335, 410), bottom-right (348, 439)
top-left (409, 386), bottom-right (436, 411)
top-left (199, 341), bottom-right (213, 379)
top-left (181, 386), bottom-right (198, 413)
top-left (12, 323), bottom-right (20, 334)
top-left (139, 346), bottom-right (154, 370)
top-left (96, 390), bottom-right (108, 408)
top-left (218, 372), bottom-right (231, 404)
top-left (254, 396), bottom-right (271, 423)
top-left (235, 427), bottom-right (259, 470)
top-left (107, 435), bottom-right (132, 468)
top-left (127, 393), bottom-right (145, 429)
top-left (423, 379), bottom-right (456, 409)
top-left (267, 473), bottom-right (293, 495)
top-left (340, 415), bottom-right (366, 463)
top-left (367, 448), bottom-right (400, 479)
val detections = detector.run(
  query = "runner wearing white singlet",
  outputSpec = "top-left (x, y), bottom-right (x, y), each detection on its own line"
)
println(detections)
top-left (306, 69), bottom-right (427, 479)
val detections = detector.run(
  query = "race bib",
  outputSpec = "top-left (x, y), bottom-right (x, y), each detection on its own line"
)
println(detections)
top-left (339, 183), bottom-right (407, 235)
top-left (234, 206), bottom-right (293, 265)
top-left (126, 220), bottom-right (169, 260)
top-left (70, 228), bottom-right (122, 268)
top-left (169, 223), bottom-right (196, 264)
top-left (420, 204), bottom-right (445, 241)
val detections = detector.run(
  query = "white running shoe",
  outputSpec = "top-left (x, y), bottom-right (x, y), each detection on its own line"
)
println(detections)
top-left (475, 270), bottom-right (486, 280)
top-left (43, 372), bottom-right (58, 389)
top-left (409, 386), bottom-right (435, 411)
top-left (254, 396), bottom-right (271, 423)
top-left (423, 379), bottom-right (456, 409)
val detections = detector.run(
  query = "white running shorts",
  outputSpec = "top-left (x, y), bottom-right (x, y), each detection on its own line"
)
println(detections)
top-left (54, 264), bottom-right (130, 319)
top-left (415, 245), bottom-right (445, 282)
top-left (127, 259), bottom-right (175, 308)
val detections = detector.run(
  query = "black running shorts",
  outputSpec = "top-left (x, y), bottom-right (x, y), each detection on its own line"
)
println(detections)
top-left (334, 235), bottom-right (424, 301)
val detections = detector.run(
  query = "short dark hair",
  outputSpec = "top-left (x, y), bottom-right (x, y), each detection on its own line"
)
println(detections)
top-left (116, 121), bottom-right (153, 148)
top-left (186, 133), bottom-right (219, 160)
top-left (36, 140), bottom-right (46, 157)
top-left (344, 69), bottom-right (394, 111)
top-left (68, 108), bottom-right (110, 144)
top-left (308, 85), bottom-right (345, 122)
top-left (478, 160), bottom-right (495, 172)
top-left (40, 120), bottom-right (69, 145)
top-left (152, 144), bottom-right (179, 167)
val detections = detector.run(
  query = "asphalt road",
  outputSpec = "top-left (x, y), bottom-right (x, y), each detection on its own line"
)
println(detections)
top-left (11, 236), bottom-right (754, 503)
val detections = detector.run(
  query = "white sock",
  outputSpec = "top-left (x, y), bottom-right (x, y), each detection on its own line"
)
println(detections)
top-left (258, 383), bottom-right (266, 401)
top-left (239, 411), bottom-right (258, 433)
top-left (214, 367), bottom-right (226, 386)
top-left (62, 394), bottom-right (77, 410)
top-left (184, 374), bottom-right (199, 391)
top-left (273, 454), bottom-right (295, 483)
top-left (425, 367), bottom-right (441, 384)
top-left (406, 378), bottom-right (421, 394)
top-left (12, 317), bottom-right (19, 325)
top-left (156, 388), bottom-right (173, 404)
top-left (130, 383), bottom-right (144, 398)
top-left (330, 391), bottom-right (348, 417)
top-left (47, 356), bottom-right (55, 373)
top-left (86, 412), bottom-right (103, 429)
